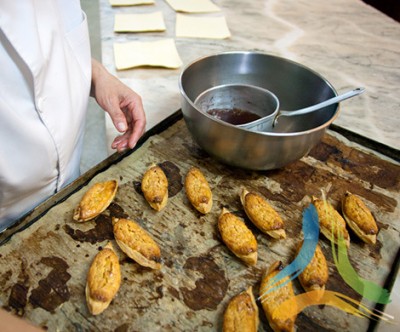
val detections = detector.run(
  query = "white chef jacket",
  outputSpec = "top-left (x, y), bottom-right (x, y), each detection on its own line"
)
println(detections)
top-left (0, 0), bottom-right (91, 231)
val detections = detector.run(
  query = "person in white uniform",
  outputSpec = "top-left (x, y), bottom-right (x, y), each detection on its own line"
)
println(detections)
top-left (0, 1), bottom-right (146, 232)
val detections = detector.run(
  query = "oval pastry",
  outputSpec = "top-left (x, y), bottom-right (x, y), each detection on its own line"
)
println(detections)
top-left (141, 164), bottom-right (168, 211)
top-left (223, 286), bottom-right (259, 332)
top-left (296, 242), bottom-right (329, 292)
top-left (185, 167), bottom-right (213, 214)
top-left (342, 191), bottom-right (378, 245)
top-left (218, 208), bottom-right (257, 266)
top-left (86, 242), bottom-right (121, 315)
top-left (259, 261), bottom-right (297, 332)
top-left (73, 180), bottom-right (118, 222)
top-left (312, 197), bottom-right (350, 248)
top-left (113, 217), bottom-right (161, 269)
top-left (240, 188), bottom-right (286, 239)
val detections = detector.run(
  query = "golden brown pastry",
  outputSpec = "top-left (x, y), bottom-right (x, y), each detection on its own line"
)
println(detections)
top-left (218, 208), bottom-right (257, 266)
top-left (141, 164), bottom-right (168, 211)
top-left (342, 191), bottom-right (378, 244)
top-left (312, 196), bottom-right (350, 248)
top-left (113, 217), bottom-right (161, 269)
top-left (86, 242), bottom-right (121, 315)
top-left (223, 286), bottom-right (259, 332)
top-left (185, 167), bottom-right (213, 214)
top-left (259, 261), bottom-right (297, 332)
top-left (240, 188), bottom-right (286, 239)
top-left (296, 242), bottom-right (329, 292)
top-left (73, 180), bottom-right (118, 222)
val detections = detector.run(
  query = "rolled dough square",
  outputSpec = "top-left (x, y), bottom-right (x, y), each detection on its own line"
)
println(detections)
top-left (165, 0), bottom-right (220, 13)
top-left (114, 12), bottom-right (166, 32)
top-left (113, 38), bottom-right (183, 70)
top-left (109, 0), bottom-right (155, 6)
top-left (176, 14), bottom-right (231, 39)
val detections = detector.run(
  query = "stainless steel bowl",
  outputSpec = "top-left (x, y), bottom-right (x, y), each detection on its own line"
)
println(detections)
top-left (179, 51), bottom-right (339, 170)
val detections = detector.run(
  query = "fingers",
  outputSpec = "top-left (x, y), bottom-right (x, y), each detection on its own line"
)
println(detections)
top-left (109, 107), bottom-right (128, 133)
top-left (127, 117), bottom-right (146, 149)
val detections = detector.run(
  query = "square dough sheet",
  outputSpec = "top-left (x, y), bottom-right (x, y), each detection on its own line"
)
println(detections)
top-left (109, 0), bottom-right (155, 6)
top-left (114, 12), bottom-right (166, 32)
top-left (165, 0), bottom-right (220, 13)
top-left (113, 38), bottom-right (182, 70)
top-left (176, 14), bottom-right (231, 39)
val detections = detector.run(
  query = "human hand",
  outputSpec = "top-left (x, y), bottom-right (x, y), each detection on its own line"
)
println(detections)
top-left (90, 59), bottom-right (146, 152)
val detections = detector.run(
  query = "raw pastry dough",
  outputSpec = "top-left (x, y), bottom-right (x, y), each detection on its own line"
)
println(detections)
top-left (165, 0), bottom-right (220, 13)
top-left (114, 12), bottom-right (166, 32)
top-left (176, 14), bottom-right (231, 39)
top-left (113, 39), bottom-right (182, 70)
top-left (109, 0), bottom-right (155, 6)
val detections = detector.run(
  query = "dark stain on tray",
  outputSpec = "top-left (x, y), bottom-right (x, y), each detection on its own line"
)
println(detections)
top-left (108, 202), bottom-right (129, 219)
top-left (114, 323), bottom-right (131, 332)
top-left (29, 256), bottom-right (71, 312)
top-left (64, 215), bottom-right (114, 244)
top-left (158, 160), bottom-right (183, 197)
top-left (7, 259), bottom-right (30, 315)
top-left (8, 283), bottom-right (28, 314)
top-left (268, 158), bottom-right (397, 214)
top-left (180, 255), bottom-right (229, 311)
top-left (310, 136), bottom-right (400, 191)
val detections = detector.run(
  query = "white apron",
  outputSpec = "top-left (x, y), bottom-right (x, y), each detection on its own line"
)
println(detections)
top-left (0, 0), bottom-right (91, 231)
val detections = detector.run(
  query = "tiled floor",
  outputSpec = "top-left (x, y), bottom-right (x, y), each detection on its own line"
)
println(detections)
top-left (80, 0), bottom-right (109, 174)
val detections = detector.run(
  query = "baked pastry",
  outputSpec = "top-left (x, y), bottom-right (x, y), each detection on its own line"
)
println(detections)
top-left (223, 286), bottom-right (259, 332)
top-left (342, 191), bottom-right (378, 244)
top-left (296, 242), bottom-right (329, 292)
top-left (240, 188), bottom-right (286, 239)
top-left (218, 208), bottom-right (257, 266)
top-left (73, 180), bottom-right (118, 222)
top-left (113, 217), bottom-right (161, 269)
top-left (312, 197), bottom-right (350, 248)
top-left (259, 261), bottom-right (297, 332)
top-left (86, 242), bottom-right (121, 315)
top-left (185, 167), bottom-right (213, 214)
top-left (141, 164), bottom-right (168, 211)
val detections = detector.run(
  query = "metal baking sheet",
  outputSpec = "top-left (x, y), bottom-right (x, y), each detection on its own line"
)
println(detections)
top-left (0, 111), bottom-right (399, 331)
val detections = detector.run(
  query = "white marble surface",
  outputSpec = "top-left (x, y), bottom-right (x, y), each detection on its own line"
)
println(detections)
top-left (98, 0), bottom-right (400, 330)
top-left (100, 0), bottom-right (400, 151)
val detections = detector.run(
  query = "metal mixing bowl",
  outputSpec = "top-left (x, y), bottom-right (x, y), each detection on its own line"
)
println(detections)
top-left (178, 52), bottom-right (340, 170)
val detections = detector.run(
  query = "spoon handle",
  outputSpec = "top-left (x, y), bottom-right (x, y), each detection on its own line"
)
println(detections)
top-left (278, 87), bottom-right (365, 118)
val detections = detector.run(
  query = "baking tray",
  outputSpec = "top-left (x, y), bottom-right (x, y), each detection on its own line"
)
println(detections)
top-left (0, 110), bottom-right (399, 331)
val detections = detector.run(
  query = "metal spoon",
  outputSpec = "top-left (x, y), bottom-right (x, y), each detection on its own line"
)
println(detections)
top-left (239, 87), bottom-right (365, 132)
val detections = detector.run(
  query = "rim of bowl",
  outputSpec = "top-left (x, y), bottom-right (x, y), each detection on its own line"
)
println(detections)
top-left (178, 51), bottom-right (340, 137)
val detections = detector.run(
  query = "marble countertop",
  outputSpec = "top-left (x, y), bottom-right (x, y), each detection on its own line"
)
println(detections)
top-left (98, 0), bottom-right (399, 330)
top-left (99, 0), bottom-right (400, 151)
